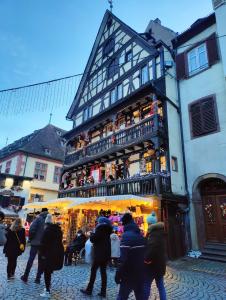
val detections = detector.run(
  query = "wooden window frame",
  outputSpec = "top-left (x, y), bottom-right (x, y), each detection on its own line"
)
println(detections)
top-left (188, 94), bottom-right (220, 139)
top-left (53, 166), bottom-right (62, 184)
top-left (171, 156), bottom-right (178, 172)
top-left (34, 162), bottom-right (48, 181)
top-left (5, 160), bottom-right (12, 174)
top-left (187, 42), bottom-right (209, 76)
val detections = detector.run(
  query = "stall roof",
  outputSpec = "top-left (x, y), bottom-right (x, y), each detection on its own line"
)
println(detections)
top-left (23, 198), bottom-right (76, 210)
top-left (23, 195), bottom-right (156, 211)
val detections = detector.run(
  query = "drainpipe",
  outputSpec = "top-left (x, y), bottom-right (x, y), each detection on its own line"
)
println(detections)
top-left (174, 47), bottom-right (191, 251)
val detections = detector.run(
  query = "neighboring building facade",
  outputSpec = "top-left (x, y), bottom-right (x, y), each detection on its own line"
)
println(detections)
top-left (60, 11), bottom-right (188, 259)
top-left (0, 124), bottom-right (65, 204)
top-left (173, 7), bottom-right (226, 260)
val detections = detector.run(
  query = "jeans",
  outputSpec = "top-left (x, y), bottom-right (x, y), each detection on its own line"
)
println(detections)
top-left (117, 281), bottom-right (144, 300)
top-left (143, 274), bottom-right (166, 300)
top-left (7, 255), bottom-right (18, 277)
top-left (87, 262), bottom-right (107, 294)
top-left (23, 245), bottom-right (43, 280)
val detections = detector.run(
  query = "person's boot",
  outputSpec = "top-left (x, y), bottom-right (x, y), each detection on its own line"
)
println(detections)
top-left (97, 292), bottom-right (106, 298)
top-left (20, 275), bottom-right (28, 283)
top-left (80, 289), bottom-right (92, 296)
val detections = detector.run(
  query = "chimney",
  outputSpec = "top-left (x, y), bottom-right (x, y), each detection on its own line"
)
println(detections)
top-left (154, 18), bottom-right (161, 25)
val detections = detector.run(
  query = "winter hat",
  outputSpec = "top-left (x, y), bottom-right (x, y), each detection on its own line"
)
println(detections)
top-left (98, 216), bottom-right (111, 226)
top-left (121, 213), bottom-right (133, 226)
top-left (45, 214), bottom-right (53, 224)
top-left (147, 212), bottom-right (157, 225)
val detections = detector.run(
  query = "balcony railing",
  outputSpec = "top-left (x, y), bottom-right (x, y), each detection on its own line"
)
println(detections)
top-left (65, 115), bottom-right (163, 166)
top-left (59, 174), bottom-right (170, 198)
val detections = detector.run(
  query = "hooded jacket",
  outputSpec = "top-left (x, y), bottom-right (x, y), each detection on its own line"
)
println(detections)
top-left (39, 223), bottom-right (64, 271)
top-left (144, 222), bottom-right (166, 277)
top-left (116, 221), bottom-right (145, 283)
top-left (29, 211), bottom-right (48, 246)
top-left (90, 222), bottom-right (112, 264)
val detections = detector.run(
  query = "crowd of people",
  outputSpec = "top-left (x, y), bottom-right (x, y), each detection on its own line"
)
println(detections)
top-left (0, 209), bottom-right (167, 300)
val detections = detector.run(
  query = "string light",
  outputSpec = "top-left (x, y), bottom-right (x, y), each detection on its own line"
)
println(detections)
top-left (0, 33), bottom-right (225, 117)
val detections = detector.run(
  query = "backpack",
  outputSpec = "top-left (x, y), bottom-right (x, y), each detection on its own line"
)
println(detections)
top-left (0, 224), bottom-right (7, 246)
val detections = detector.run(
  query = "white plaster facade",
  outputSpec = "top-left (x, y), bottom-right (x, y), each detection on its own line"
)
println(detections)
top-left (0, 152), bottom-right (62, 203)
top-left (177, 19), bottom-right (226, 248)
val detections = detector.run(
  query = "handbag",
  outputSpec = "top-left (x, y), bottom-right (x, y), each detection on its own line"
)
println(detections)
top-left (15, 232), bottom-right (25, 252)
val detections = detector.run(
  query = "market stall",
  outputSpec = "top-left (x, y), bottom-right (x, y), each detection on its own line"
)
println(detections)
top-left (23, 195), bottom-right (159, 243)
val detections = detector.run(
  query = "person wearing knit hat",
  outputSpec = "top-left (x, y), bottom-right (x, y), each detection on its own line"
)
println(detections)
top-left (146, 212), bottom-right (157, 225)
top-left (144, 213), bottom-right (166, 300)
top-left (45, 214), bottom-right (53, 225)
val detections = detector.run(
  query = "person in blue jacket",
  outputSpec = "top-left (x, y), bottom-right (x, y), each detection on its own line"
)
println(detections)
top-left (115, 213), bottom-right (145, 300)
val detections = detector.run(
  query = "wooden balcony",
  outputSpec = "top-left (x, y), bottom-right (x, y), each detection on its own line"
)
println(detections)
top-left (65, 115), bottom-right (164, 166)
top-left (59, 174), bottom-right (170, 198)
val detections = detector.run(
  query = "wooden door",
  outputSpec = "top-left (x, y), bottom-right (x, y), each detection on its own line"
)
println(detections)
top-left (202, 195), bottom-right (226, 243)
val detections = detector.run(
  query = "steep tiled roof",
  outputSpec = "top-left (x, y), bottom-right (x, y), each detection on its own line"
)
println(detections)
top-left (0, 124), bottom-right (66, 162)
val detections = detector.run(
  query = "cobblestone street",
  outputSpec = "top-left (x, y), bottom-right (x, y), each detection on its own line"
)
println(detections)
top-left (0, 247), bottom-right (225, 300)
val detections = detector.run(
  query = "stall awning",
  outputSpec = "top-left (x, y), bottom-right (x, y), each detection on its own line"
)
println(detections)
top-left (67, 195), bottom-right (157, 211)
top-left (23, 198), bottom-right (76, 210)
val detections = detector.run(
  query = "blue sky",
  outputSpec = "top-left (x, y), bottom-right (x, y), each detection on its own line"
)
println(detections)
top-left (0, 0), bottom-right (213, 148)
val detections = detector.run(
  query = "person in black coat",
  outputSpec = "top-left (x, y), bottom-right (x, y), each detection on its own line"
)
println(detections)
top-left (143, 212), bottom-right (167, 300)
top-left (3, 218), bottom-right (26, 280)
top-left (115, 213), bottom-right (145, 300)
top-left (81, 217), bottom-right (112, 298)
top-left (39, 214), bottom-right (64, 298)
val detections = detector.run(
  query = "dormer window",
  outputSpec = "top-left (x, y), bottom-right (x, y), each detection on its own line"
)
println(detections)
top-left (103, 37), bottom-right (115, 57)
top-left (44, 148), bottom-right (51, 155)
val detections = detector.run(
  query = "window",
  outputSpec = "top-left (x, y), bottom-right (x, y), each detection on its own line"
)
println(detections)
top-left (53, 166), bottom-right (61, 184)
top-left (44, 148), bottom-right (51, 155)
top-left (34, 162), bottom-right (48, 181)
top-left (110, 88), bottom-right (116, 104)
top-left (103, 37), bottom-right (115, 57)
top-left (171, 157), bottom-right (178, 172)
top-left (141, 65), bottom-right (149, 85)
top-left (74, 112), bottom-right (83, 127)
top-left (5, 160), bottom-right (12, 174)
top-left (189, 95), bottom-right (219, 138)
top-left (30, 194), bottom-right (44, 203)
top-left (188, 43), bottom-right (208, 75)
top-left (108, 57), bottom-right (119, 79)
top-left (83, 107), bottom-right (89, 122)
top-left (117, 84), bottom-right (123, 100)
top-left (125, 50), bottom-right (132, 63)
top-left (92, 99), bottom-right (102, 116)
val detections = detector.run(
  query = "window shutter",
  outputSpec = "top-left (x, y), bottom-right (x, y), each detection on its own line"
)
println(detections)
top-left (190, 102), bottom-right (203, 137)
top-left (190, 96), bottom-right (218, 138)
top-left (176, 53), bottom-right (186, 80)
top-left (201, 98), bottom-right (217, 133)
top-left (206, 33), bottom-right (219, 66)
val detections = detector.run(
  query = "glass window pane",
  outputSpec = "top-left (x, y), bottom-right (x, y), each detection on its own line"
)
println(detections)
top-left (117, 84), bottom-right (123, 100)
top-left (141, 65), bottom-right (148, 84)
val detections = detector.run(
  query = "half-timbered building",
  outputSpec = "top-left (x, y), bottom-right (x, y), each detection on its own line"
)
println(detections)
top-left (60, 11), bottom-right (188, 258)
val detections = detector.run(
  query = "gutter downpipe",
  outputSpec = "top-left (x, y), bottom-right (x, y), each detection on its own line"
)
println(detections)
top-left (174, 45), bottom-right (192, 251)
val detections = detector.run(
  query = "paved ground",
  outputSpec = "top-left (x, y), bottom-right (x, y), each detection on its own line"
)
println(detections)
top-left (0, 247), bottom-right (226, 300)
